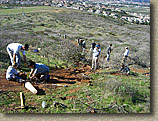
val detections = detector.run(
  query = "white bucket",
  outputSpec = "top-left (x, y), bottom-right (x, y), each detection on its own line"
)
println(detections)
top-left (25, 82), bottom-right (37, 94)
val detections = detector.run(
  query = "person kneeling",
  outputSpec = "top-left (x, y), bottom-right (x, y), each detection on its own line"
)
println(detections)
top-left (119, 63), bottom-right (130, 75)
top-left (28, 60), bottom-right (50, 82)
top-left (6, 63), bottom-right (25, 83)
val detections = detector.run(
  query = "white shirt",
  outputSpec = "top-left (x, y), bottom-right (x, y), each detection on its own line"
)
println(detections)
top-left (7, 43), bottom-right (25, 55)
top-left (124, 49), bottom-right (129, 56)
top-left (93, 48), bottom-right (99, 57)
top-left (6, 66), bottom-right (18, 79)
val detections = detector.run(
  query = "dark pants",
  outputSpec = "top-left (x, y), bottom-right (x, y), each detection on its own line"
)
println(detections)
top-left (35, 72), bottom-right (49, 81)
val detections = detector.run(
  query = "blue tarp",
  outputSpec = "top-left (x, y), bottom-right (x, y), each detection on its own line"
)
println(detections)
top-left (34, 49), bottom-right (39, 53)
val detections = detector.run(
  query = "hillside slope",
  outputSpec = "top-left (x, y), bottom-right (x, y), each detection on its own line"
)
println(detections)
top-left (0, 6), bottom-right (150, 113)
top-left (0, 6), bottom-right (150, 71)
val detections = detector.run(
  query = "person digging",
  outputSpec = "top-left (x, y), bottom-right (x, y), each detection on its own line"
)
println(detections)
top-left (6, 63), bottom-right (26, 83)
top-left (28, 60), bottom-right (50, 82)
top-left (119, 63), bottom-right (130, 76)
top-left (7, 43), bottom-right (29, 67)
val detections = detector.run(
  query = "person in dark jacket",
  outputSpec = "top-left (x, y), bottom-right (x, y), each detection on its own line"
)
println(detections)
top-left (28, 60), bottom-right (50, 81)
top-left (106, 44), bottom-right (112, 61)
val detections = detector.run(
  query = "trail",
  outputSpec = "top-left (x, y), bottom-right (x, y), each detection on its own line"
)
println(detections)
top-left (0, 62), bottom-right (149, 95)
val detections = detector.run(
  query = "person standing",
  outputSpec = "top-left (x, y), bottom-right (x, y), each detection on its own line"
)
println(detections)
top-left (77, 39), bottom-right (80, 45)
top-left (91, 40), bottom-right (96, 51)
top-left (122, 47), bottom-right (129, 64)
top-left (97, 43), bottom-right (101, 56)
top-left (90, 40), bottom-right (96, 57)
top-left (28, 60), bottom-right (50, 82)
top-left (6, 43), bottom-right (29, 67)
top-left (91, 45), bottom-right (100, 70)
top-left (106, 44), bottom-right (112, 61)
top-left (78, 39), bottom-right (83, 47)
top-left (82, 40), bottom-right (86, 53)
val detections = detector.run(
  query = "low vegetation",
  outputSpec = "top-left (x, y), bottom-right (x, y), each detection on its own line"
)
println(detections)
top-left (0, 5), bottom-right (150, 113)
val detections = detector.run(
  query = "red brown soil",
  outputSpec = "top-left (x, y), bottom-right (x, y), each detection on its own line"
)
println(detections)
top-left (66, 87), bottom-right (80, 94)
top-left (130, 68), bottom-right (149, 73)
top-left (0, 72), bottom-right (28, 92)
top-left (0, 64), bottom-right (149, 94)
top-left (65, 96), bottom-right (77, 99)
top-left (0, 64), bottom-right (92, 94)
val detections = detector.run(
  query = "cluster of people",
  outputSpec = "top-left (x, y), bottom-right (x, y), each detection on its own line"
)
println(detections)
top-left (6, 41), bottom-right (131, 82)
top-left (6, 43), bottom-right (50, 83)
top-left (77, 39), bottom-right (86, 53)
top-left (89, 40), bottom-right (130, 75)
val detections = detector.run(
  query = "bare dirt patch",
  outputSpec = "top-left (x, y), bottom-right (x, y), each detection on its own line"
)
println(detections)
top-left (130, 68), bottom-right (149, 73)
top-left (0, 64), bottom-right (92, 94)
top-left (0, 64), bottom-right (149, 94)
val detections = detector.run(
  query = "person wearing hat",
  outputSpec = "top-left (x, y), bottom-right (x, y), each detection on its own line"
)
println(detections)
top-left (6, 63), bottom-right (25, 82)
top-left (122, 47), bottom-right (129, 64)
top-left (7, 43), bottom-right (29, 67)
top-left (91, 45), bottom-right (100, 70)
top-left (106, 44), bottom-right (112, 61)
top-left (28, 60), bottom-right (50, 82)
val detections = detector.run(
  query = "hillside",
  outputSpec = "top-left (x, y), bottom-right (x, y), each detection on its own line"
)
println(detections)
top-left (0, 6), bottom-right (150, 70)
top-left (0, 6), bottom-right (150, 113)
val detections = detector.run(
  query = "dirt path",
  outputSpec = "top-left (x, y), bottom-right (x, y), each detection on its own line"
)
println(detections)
top-left (0, 63), bottom-right (150, 94)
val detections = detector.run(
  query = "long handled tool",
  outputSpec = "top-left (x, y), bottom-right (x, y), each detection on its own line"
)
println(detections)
top-left (52, 84), bottom-right (68, 87)
top-left (20, 91), bottom-right (25, 109)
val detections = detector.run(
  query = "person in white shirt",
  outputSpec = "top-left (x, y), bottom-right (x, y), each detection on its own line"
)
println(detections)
top-left (6, 43), bottom-right (29, 67)
top-left (123, 47), bottom-right (129, 57)
top-left (90, 40), bottom-right (96, 57)
top-left (91, 45), bottom-right (100, 70)
top-left (122, 47), bottom-right (129, 64)
top-left (82, 40), bottom-right (86, 53)
top-left (6, 63), bottom-right (25, 82)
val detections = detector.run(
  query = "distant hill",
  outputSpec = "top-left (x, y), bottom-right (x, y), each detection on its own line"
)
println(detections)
top-left (125, 0), bottom-right (150, 3)
top-left (88, 0), bottom-right (150, 3)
